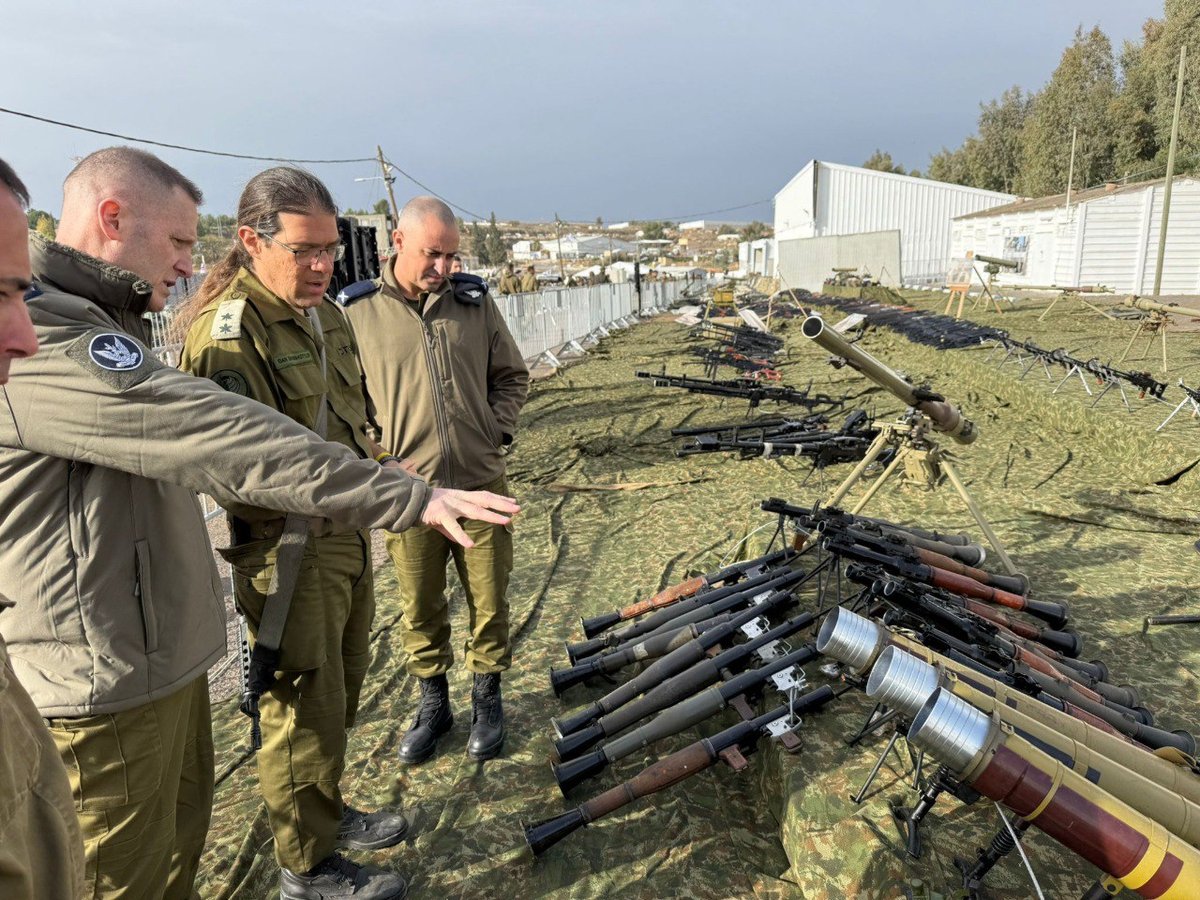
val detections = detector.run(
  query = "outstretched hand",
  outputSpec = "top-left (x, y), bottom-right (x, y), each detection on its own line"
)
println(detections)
top-left (421, 488), bottom-right (521, 547)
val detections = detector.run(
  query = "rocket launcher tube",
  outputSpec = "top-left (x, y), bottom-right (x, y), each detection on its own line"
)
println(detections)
top-left (800, 315), bottom-right (978, 443)
top-left (910, 690), bottom-right (1200, 899)
top-left (868, 647), bottom-right (1200, 842)
top-left (552, 645), bottom-right (822, 795)
top-left (549, 587), bottom-right (798, 696)
top-left (818, 607), bottom-right (1195, 757)
top-left (579, 548), bottom-right (798, 638)
top-left (526, 703), bottom-right (798, 856)
top-left (565, 565), bottom-right (806, 663)
top-left (553, 609), bottom-right (824, 762)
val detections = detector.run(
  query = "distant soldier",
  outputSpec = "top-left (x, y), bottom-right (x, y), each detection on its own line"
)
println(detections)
top-left (497, 263), bottom-right (519, 295)
top-left (519, 265), bottom-right (538, 293)
top-left (449, 254), bottom-right (464, 274)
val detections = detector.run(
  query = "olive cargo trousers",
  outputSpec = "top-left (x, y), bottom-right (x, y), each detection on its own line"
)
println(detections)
top-left (0, 654), bottom-right (86, 900)
top-left (46, 674), bottom-right (214, 900)
top-left (226, 530), bottom-right (374, 873)
top-left (385, 476), bottom-right (514, 678)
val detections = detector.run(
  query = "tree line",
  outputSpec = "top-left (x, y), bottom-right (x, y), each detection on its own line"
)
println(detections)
top-left (865, 1), bottom-right (1200, 198)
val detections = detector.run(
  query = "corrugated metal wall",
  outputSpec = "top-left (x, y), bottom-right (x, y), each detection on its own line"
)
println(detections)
top-left (951, 180), bottom-right (1200, 294)
top-left (776, 230), bottom-right (902, 291)
top-left (813, 163), bottom-right (1012, 284)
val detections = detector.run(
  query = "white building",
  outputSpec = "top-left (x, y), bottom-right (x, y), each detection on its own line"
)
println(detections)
top-left (773, 160), bottom-right (1013, 290)
top-left (515, 233), bottom-right (635, 261)
top-left (950, 177), bottom-right (1200, 294)
top-left (739, 238), bottom-right (775, 277)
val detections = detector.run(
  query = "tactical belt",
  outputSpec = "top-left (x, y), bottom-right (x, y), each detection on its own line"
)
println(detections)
top-left (240, 306), bottom-right (329, 751)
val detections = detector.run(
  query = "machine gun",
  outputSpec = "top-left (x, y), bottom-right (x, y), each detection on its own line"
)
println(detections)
top-left (674, 411), bottom-right (878, 468)
top-left (1083, 357), bottom-right (1168, 402)
top-left (635, 370), bottom-right (837, 410)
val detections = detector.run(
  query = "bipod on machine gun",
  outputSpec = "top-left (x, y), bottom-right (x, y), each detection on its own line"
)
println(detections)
top-left (1082, 357), bottom-right (1168, 411)
top-left (800, 315), bottom-right (1019, 575)
top-left (1157, 379), bottom-right (1200, 431)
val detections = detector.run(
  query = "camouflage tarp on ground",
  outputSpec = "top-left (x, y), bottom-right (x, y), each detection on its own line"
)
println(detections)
top-left (197, 291), bottom-right (1200, 899)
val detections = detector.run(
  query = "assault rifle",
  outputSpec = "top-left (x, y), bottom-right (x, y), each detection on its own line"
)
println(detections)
top-left (635, 370), bottom-right (837, 410)
top-left (694, 320), bottom-right (783, 356)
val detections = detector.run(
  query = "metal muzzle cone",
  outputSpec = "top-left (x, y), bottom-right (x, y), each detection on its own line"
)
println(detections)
top-left (865, 646), bottom-right (939, 718)
top-left (907, 689), bottom-right (991, 774)
top-left (816, 606), bottom-right (885, 673)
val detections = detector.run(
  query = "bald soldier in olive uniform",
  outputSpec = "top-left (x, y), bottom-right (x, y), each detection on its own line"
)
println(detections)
top-left (178, 168), bottom-right (420, 900)
top-left (341, 196), bottom-right (528, 766)
top-left (0, 148), bottom-right (517, 900)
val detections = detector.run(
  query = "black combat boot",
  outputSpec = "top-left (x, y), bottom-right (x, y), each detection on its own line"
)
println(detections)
top-left (467, 672), bottom-right (505, 760)
top-left (337, 805), bottom-right (409, 850)
top-left (280, 853), bottom-right (407, 900)
top-left (397, 674), bottom-right (453, 765)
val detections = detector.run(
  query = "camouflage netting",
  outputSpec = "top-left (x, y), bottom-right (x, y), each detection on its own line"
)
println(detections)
top-left (198, 290), bottom-right (1200, 899)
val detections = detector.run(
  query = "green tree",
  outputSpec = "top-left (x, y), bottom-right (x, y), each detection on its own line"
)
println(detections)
top-left (926, 142), bottom-right (977, 185)
top-left (641, 220), bottom-right (667, 240)
top-left (861, 149), bottom-right (908, 174)
top-left (469, 222), bottom-right (490, 264)
top-left (34, 213), bottom-right (56, 240)
top-left (484, 213), bottom-right (507, 264)
top-left (372, 199), bottom-right (391, 215)
top-left (27, 209), bottom-right (56, 237)
top-left (739, 221), bottom-right (771, 241)
top-left (971, 86), bottom-right (1032, 192)
top-left (1017, 26), bottom-right (1119, 197)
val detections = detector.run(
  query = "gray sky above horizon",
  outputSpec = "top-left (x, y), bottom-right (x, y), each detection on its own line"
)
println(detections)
top-left (2, 1), bottom-right (1160, 224)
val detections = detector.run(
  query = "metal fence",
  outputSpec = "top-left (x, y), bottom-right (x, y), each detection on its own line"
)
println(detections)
top-left (147, 278), bottom-right (689, 366)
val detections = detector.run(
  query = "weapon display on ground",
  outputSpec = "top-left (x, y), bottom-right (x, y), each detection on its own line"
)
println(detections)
top-left (636, 370), bottom-right (838, 410)
top-left (525, 496), bottom-right (1200, 899)
top-left (674, 410), bottom-right (880, 470)
top-left (579, 547), bottom-right (797, 639)
top-left (801, 315), bottom-right (977, 443)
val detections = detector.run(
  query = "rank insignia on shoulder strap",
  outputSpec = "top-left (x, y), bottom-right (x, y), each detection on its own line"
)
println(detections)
top-left (449, 272), bottom-right (487, 306)
top-left (336, 279), bottom-right (381, 308)
top-left (211, 295), bottom-right (247, 340)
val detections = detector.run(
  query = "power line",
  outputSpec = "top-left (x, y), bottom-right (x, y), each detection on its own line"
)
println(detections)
top-left (651, 198), bottom-right (773, 222)
top-left (0, 105), bottom-right (375, 164)
top-left (381, 155), bottom-right (487, 222)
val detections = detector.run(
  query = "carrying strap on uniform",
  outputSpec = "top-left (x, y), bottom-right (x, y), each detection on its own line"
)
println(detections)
top-left (240, 306), bottom-right (330, 751)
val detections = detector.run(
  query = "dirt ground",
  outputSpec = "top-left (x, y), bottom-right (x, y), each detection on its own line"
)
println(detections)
top-left (197, 289), bottom-right (1200, 899)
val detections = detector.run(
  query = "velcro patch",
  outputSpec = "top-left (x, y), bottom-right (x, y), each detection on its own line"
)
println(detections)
top-left (273, 350), bottom-right (314, 370)
top-left (211, 297), bottom-right (247, 340)
top-left (212, 369), bottom-right (250, 395)
top-left (67, 329), bottom-right (159, 392)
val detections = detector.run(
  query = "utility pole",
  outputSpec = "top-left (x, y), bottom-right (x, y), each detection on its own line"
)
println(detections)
top-left (1153, 44), bottom-right (1187, 298)
top-left (376, 145), bottom-right (400, 224)
top-left (1064, 126), bottom-right (1077, 211)
top-left (554, 213), bottom-right (566, 282)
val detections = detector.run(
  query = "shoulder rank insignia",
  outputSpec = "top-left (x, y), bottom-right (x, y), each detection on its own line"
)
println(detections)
top-left (336, 279), bottom-right (381, 308)
top-left (211, 294), bottom-right (247, 340)
top-left (449, 272), bottom-right (487, 306)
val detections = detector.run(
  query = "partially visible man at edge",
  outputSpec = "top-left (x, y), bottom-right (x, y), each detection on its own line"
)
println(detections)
top-left (0, 157), bottom-right (86, 900)
top-left (341, 197), bottom-right (528, 767)
top-left (0, 146), bottom-right (518, 900)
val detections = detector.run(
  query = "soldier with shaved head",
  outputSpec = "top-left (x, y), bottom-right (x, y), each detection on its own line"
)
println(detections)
top-left (339, 195), bottom-right (529, 766)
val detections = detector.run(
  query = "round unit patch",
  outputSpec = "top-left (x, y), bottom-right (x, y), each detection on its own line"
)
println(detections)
top-left (88, 333), bottom-right (144, 371)
top-left (212, 369), bottom-right (250, 396)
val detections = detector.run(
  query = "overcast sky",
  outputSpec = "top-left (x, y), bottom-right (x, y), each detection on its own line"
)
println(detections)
top-left (1, 1), bottom-right (1160, 224)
